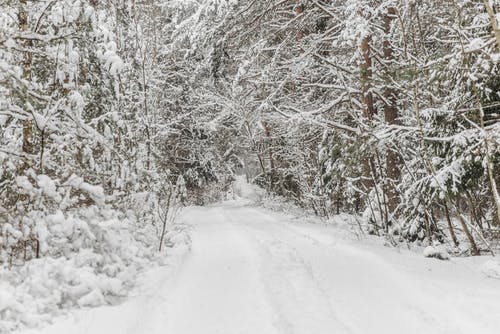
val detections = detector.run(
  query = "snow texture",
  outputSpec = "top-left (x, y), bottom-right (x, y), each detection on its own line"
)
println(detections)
top-left (423, 245), bottom-right (451, 260)
top-left (482, 260), bottom-right (500, 279)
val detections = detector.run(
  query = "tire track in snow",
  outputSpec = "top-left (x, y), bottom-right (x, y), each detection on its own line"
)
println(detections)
top-left (222, 205), bottom-right (480, 334)
top-left (160, 206), bottom-right (279, 334)
top-left (221, 206), bottom-right (355, 334)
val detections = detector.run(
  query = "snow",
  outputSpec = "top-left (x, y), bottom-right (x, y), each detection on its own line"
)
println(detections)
top-left (464, 38), bottom-right (484, 53)
top-left (77, 289), bottom-right (105, 308)
top-left (14, 181), bottom-right (500, 334)
top-left (481, 260), bottom-right (500, 279)
top-left (15, 176), bottom-right (34, 193)
top-left (36, 175), bottom-right (61, 202)
top-left (0, 204), bottom-right (190, 333)
top-left (423, 245), bottom-right (451, 260)
top-left (65, 175), bottom-right (105, 206)
top-left (0, 287), bottom-right (22, 315)
top-left (68, 91), bottom-right (85, 110)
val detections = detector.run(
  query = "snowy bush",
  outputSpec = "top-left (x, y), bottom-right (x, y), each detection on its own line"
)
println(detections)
top-left (0, 207), bottom-right (189, 333)
top-left (423, 246), bottom-right (450, 261)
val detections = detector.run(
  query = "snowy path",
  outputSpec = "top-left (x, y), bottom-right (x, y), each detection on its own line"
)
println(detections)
top-left (19, 201), bottom-right (500, 334)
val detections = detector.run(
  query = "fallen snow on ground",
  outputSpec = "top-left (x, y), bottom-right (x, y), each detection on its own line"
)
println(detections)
top-left (13, 179), bottom-right (500, 334)
top-left (481, 260), bottom-right (500, 279)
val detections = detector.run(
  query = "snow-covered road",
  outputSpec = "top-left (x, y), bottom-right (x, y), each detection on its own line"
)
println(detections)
top-left (19, 201), bottom-right (500, 334)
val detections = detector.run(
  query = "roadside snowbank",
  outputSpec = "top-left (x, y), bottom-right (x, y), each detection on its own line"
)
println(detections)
top-left (0, 207), bottom-right (190, 333)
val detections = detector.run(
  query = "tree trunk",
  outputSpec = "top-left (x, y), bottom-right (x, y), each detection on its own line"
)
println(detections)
top-left (443, 200), bottom-right (459, 247)
top-left (360, 31), bottom-right (376, 207)
top-left (483, 0), bottom-right (500, 52)
top-left (473, 102), bottom-right (500, 226)
top-left (19, 0), bottom-right (35, 156)
top-left (295, 0), bottom-right (304, 40)
top-left (264, 123), bottom-right (275, 191)
top-left (360, 35), bottom-right (375, 119)
top-left (457, 211), bottom-right (480, 256)
top-left (383, 7), bottom-right (400, 216)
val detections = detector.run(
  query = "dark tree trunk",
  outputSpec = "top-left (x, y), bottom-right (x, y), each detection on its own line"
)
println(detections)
top-left (383, 7), bottom-right (400, 216)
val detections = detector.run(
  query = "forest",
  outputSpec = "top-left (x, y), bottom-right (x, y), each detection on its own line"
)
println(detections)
top-left (1, 0), bottom-right (500, 333)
